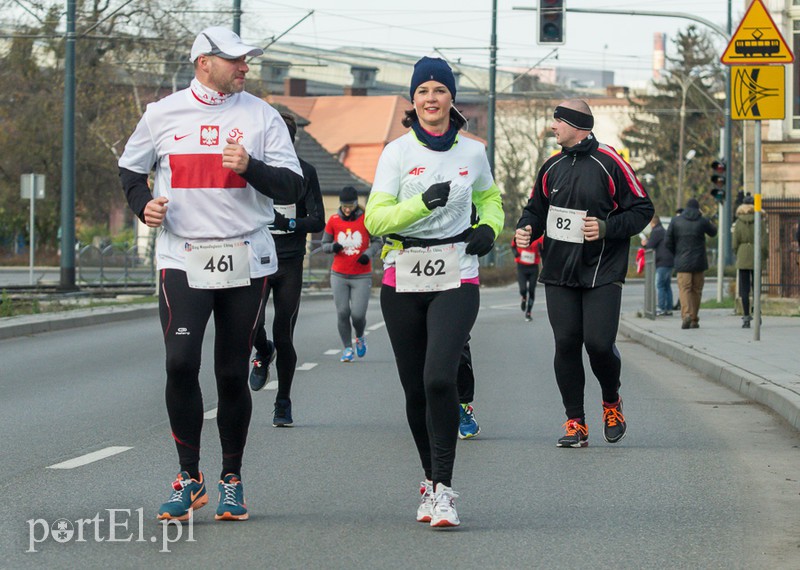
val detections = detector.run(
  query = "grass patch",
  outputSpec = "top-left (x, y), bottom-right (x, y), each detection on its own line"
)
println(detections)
top-left (701, 297), bottom-right (736, 309)
top-left (0, 291), bottom-right (157, 318)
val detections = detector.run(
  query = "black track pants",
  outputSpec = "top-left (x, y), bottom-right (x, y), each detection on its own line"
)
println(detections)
top-left (544, 283), bottom-right (623, 420)
top-left (253, 256), bottom-right (304, 401)
top-left (517, 264), bottom-right (539, 312)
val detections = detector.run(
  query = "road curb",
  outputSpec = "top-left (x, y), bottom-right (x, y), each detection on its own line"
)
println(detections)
top-left (618, 320), bottom-right (800, 431)
top-left (0, 304), bottom-right (159, 340)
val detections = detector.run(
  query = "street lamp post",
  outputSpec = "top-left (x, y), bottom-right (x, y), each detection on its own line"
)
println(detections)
top-left (672, 72), bottom-right (699, 210)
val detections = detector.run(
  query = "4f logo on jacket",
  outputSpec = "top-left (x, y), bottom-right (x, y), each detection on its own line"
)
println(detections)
top-left (408, 166), bottom-right (426, 176)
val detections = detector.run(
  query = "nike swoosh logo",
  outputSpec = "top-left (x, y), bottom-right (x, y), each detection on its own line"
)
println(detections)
top-left (190, 487), bottom-right (204, 502)
top-left (174, 133), bottom-right (191, 141)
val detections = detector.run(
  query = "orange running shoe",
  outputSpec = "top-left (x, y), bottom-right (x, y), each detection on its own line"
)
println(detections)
top-left (557, 418), bottom-right (588, 448)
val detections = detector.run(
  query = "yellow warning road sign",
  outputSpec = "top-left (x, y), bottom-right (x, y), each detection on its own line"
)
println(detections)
top-left (731, 65), bottom-right (785, 120)
top-left (721, 0), bottom-right (794, 64)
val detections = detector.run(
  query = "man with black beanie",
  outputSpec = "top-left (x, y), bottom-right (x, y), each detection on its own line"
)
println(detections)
top-left (666, 198), bottom-right (718, 329)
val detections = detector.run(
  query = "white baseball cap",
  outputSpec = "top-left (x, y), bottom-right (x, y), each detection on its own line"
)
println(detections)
top-left (190, 26), bottom-right (264, 63)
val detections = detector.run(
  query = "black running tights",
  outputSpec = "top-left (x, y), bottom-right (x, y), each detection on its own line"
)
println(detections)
top-left (517, 264), bottom-right (539, 312)
top-left (380, 284), bottom-right (479, 487)
top-left (159, 269), bottom-right (267, 478)
top-left (253, 256), bottom-right (304, 401)
top-left (544, 283), bottom-right (622, 420)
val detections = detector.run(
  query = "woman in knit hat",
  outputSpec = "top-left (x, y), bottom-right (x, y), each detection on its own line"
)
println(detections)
top-left (322, 186), bottom-right (381, 362)
top-left (364, 56), bottom-right (504, 528)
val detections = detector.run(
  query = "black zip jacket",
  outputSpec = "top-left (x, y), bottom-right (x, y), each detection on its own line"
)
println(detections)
top-left (665, 205), bottom-right (717, 272)
top-left (270, 158), bottom-right (326, 260)
top-left (516, 134), bottom-right (654, 288)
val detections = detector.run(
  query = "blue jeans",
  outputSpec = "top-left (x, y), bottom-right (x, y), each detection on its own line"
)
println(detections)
top-left (656, 266), bottom-right (674, 312)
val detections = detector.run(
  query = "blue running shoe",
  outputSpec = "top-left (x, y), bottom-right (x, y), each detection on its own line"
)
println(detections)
top-left (458, 404), bottom-right (480, 440)
top-left (273, 398), bottom-right (293, 427)
top-left (340, 347), bottom-right (355, 363)
top-left (157, 471), bottom-right (208, 521)
top-left (215, 474), bottom-right (248, 521)
top-left (249, 341), bottom-right (276, 391)
top-left (355, 336), bottom-right (367, 358)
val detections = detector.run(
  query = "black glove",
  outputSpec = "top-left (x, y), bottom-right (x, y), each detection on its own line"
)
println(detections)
top-left (272, 213), bottom-right (290, 231)
top-left (421, 181), bottom-right (451, 210)
top-left (332, 242), bottom-right (344, 253)
top-left (465, 224), bottom-right (495, 257)
top-left (356, 254), bottom-right (370, 265)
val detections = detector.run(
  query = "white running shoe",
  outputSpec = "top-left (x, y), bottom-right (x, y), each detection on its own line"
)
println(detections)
top-left (430, 483), bottom-right (460, 527)
top-left (416, 480), bottom-right (434, 522)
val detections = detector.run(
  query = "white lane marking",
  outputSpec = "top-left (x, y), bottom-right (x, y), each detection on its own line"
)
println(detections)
top-left (367, 321), bottom-right (385, 331)
top-left (204, 408), bottom-right (218, 420)
top-left (265, 380), bottom-right (279, 390)
top-left (324, 349), bottom-right (340, 355)
top-left (296, 362), bottom-right (318, 371)
top-left (48, 446), bottom-right (133, 469)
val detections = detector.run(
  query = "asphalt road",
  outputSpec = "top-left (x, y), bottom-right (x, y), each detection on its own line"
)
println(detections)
top-left (1, 285), bottom-right (798, 569)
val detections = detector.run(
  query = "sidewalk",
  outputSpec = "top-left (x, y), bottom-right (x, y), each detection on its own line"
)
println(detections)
top-left (1, 300), bottom-right (798, 432)
top-left (619, 309), bottom-right (800, 431)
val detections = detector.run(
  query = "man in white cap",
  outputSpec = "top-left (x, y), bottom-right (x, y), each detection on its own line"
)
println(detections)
top-left (118, 26), bottom-right (303, 522)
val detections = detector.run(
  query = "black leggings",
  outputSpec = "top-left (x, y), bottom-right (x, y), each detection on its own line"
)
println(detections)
top-left (545, 283), bottom-right (622, 420)
top-left (457, 339), bottom-right (474, 404)
top-left (738, 269), bottom-right (754, 316)
top-left (517, 264), bottom-right (539, 312)
top-left (159, 269), bottom-right (267, 478)
top-left (253, 256), bottom-right (304, 401)
top-left (380, 284), bottom-right (479, 487)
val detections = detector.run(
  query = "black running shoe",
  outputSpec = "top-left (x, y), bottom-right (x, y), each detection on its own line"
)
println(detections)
top-left (602, 399), bottom-right (627, 443)
top-left (273, 398), bottom-right (293, 427)
top-left (249, 341), bottom-right (276, 391)
top-left (557, 419), bottom-right (588, 448)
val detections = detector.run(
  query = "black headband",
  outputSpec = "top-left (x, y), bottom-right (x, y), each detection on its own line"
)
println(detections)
top-left (554, 106), bottom-right (594, 130)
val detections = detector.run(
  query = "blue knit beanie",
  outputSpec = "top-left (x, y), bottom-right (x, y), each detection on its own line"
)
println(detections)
top-left (409, 57), bottom-right (457, 102)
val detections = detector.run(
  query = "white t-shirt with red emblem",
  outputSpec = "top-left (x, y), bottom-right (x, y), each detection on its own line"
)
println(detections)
top-left (118, 88), bottom-right (301, 277)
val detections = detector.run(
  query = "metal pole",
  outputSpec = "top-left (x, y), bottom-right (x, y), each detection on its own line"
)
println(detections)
top-left (59, 0), bottom-right (76, 290)
top-left (233, 0), bottom-right (241, 35)
top-left (488, 0), bottom-right (497, 174)
top-left (676, 85), bottom-right (687, 210)
top-left (753, 120), bottom-right (762, 341)
top-left (717, 200), bottom-right (723, 302)
top-left (723, 0), bottom-right (733, 266)
top-left (29, 179), bottom-right (34, 286)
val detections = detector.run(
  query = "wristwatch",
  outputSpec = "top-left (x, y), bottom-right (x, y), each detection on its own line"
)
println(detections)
top-left (288, 218), bottom-right (296, 230)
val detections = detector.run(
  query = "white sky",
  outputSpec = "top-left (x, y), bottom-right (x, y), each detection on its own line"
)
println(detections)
top-left (230, 0), bottom-right (737, 87)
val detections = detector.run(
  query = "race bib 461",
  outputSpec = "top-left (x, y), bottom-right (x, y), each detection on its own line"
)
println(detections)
top-left (184, 239), bottom-right (251, 289)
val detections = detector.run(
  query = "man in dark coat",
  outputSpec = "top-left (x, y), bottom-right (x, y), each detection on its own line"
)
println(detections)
top-left (665, 198), bottom-right (717, 329)
top-left (643, 215), bottom-right (674, 315)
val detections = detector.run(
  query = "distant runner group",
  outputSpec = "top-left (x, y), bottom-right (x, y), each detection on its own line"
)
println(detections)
top-left (119, 26), bottom-right (652, 529)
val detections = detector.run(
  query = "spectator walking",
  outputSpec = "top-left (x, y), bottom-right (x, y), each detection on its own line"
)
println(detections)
top-left (732, 197), bottom-right (767, 328)
top-left (249, 112), bottom-right (326, 427)
top-left (642, 215), bottom-right (674, 316)
top-left (322, 186), bottom-right (381, 363)
top-left (118, 26), bottom-right (303, 521)
top-left (665, 198), bottom-right (717, 329)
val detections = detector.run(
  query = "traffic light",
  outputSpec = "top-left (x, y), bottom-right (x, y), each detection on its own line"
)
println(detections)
top-left (538, 0), bottom-right (565, 45)
top-left (710, 160), bottom-right (726, 203)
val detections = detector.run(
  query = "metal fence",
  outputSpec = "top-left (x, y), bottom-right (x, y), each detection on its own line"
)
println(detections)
top-left (77, 244), bottom-right (156, 286)
top-left (72, 239), bottom-right (526, 288)
top-left (762, 198), bottom-right (800, 298)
